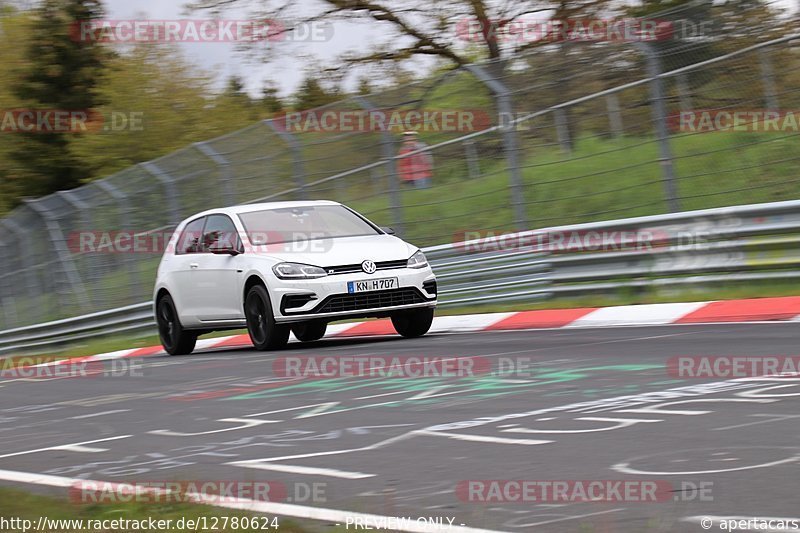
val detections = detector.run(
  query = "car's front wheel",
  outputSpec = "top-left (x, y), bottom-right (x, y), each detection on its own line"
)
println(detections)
top-left (292, 320), bottom-right (327, 342)
top-left (245, 284), bottom-right (290, 350)
top-left (391, 307), bottom-right (434, 338)
top-left (156, 294), bottom-right (197, 355)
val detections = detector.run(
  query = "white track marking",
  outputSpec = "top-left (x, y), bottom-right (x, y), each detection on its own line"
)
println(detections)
top-left (226, 432), bottom-right (416, 470)
top-left (354, 391), bottom-right (409, 400)
top-left (0, 435), bottom-right (130, 459)
top-left (613, 452), bottom-right (800, 476)
top-left (50, 445), bottom-right (108, 453)
top-left (713, 413), bottom-right (800, 431)
top-left (229, 461), bottom-right (373, 479)
top-left (500, 417), bottom-right (662, 434)
top-left (148, 418), bottom-right (279, 437)
top-left (515, 508), bottom-right (624, 528)
top-left (69, 409), bottom-right (130, 419)
top-left (0, 468), bottom-right (504, 533)
top-left (414, 430), bottom-right (552, 445)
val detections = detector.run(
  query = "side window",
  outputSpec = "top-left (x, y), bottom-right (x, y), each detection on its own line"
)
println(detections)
top-left (176, 217), bottom-right (206, 255)
top-left (202, 215), bottom-right (241, 252)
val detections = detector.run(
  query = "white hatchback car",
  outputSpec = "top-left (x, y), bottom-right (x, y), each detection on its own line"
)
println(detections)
top-left (153, 201), bottom-right (437, 354)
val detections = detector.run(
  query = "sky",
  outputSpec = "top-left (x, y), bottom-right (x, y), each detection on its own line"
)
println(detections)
top-left (100, 0), bottom-right (799, 98)
top-left (103, 0), bottom-right (396, 98)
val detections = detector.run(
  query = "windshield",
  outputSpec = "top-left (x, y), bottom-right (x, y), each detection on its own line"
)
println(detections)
top-left (238, 205), bottom-right (381, 245)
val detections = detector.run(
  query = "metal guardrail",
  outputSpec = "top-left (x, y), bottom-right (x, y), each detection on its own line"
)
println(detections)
top-left (3, 198), bottom-right (800, 354)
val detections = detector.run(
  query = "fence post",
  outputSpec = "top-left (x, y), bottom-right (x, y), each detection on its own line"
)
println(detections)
top-left (194, 142), bottom-right (236, 205)
top-left (676, 73), bottom-right (693, 112)
top-left (355, 96), bottom-right (404, 235)
top-left (141, 162), bottom-right (182, 226)
top-left (95, 180), bottom-right (143, 301)
top-left (758, 47), bottom-right (779, 110)
top-left (0, 241), bottom-right (17, 329)
top-left (1, 219), bottom-right (40, 318)
top-left (635, 42), bottom-right (681, 213)
top-left (263, 119), bottom-right (307, 200)
top-left (463, 140), bottom-right (481, 179)
top-left (606, 93), bottom-right (624, 137)
top-left (23, 198), bottom-right (91, 312)
top-left (464, 64), bottom-right (528, 231)
top-left (57, 189), bottom-right (97, 305)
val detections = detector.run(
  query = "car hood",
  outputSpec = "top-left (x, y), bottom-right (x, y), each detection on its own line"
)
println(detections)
top-left (250, 234), bottom-right (418, 267)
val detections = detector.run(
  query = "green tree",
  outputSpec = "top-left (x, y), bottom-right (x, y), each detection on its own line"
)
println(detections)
top-left (259, 81), bottom-right (284, 114)
top-left (10, 0), bottom-right (108, 200)
top-left (293, 75), bottom-right (339, 110)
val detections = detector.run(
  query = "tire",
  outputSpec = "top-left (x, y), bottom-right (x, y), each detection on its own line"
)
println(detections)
top-left (292, 320), bottom-right (327, 342)
top-left (156, 294), bottom-right (197, 355)
top-left (245, 284), bottom-right (290, 350)
top-left (391, 307), bottom-right (434, 338)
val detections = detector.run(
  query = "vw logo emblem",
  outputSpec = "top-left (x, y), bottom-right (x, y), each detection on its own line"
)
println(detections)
top-left (361, 260), bottom-right (377, 274)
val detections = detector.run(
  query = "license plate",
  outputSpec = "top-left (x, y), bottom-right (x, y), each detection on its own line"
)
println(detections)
top-left (347, 277), bottom-right (398, 293)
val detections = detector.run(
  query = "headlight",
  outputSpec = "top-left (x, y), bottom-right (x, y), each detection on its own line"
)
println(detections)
top-left (407, 250), bottom-right (428, 269)
top-left (273, 262), bottom-right (328, 279)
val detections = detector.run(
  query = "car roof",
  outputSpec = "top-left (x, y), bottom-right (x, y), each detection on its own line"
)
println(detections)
top-left (186, 200), bottom-right (342, 220)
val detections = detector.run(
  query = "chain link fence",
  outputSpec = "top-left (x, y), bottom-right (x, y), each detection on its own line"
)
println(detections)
top-left (1, 1), bottom-right (798, 330)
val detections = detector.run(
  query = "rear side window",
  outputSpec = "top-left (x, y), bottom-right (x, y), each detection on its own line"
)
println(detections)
top-left (176, 217), bottom-right (206, 255)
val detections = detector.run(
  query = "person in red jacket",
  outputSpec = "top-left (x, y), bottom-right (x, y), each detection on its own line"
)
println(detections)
top-left (397, 131), bottom-right (433, 189)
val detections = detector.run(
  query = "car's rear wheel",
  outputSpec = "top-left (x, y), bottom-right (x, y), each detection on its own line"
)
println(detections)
top-left (292, 320), bottom-right (327, 342)
top-left (245, 284), bottom-right (290, 350)
top-left (391, 307), bottom-right (434, 338)
top-left (156, 294), bottom-right (197, 355)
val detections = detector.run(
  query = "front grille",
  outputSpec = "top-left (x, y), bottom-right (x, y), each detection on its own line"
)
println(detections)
top-left (325, 259), bottom-right (408, 275)
top-left (314, 288), bottom-right (426, 314)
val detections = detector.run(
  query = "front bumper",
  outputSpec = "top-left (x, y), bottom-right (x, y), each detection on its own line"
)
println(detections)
top-left (270, 267), bottom-right (437, 324)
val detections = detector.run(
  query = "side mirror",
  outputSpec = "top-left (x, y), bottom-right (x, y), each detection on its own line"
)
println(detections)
top-left (381, 226), bottom-right (396, 235)
top-left (209, 243), bottom-right (241, 256)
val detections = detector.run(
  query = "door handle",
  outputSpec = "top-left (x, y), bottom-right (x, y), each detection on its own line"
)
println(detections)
top-left (189, 263), bottom-right (199, 269)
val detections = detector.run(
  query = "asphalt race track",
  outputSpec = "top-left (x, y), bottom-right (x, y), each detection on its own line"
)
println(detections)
top-left (2, 323), bottom-right (800, 532)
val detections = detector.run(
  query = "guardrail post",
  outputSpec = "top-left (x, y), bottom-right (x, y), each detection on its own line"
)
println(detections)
top-left (464, 64), bottom-right (528, 231)
top-left (263, 119), bottom-right (307, 200)
top-left (635, 42), bottom-right (681, 213)
top-left (23, 198), bottom-right (91, 312)
top-left (554, 108), bottom-right (573, 153)
top-left (676, 73), bottom-right (693, 112)
top-left (141, 162), bottom-right (182, 226)
top-left (463, 140), bottom-right (480, 179)
top-left (355, 96), bottom-right (404, 235)
top-left (194, 142), bottom-right (236, 205)
top-left (606, 93), bottom-right (624, 138)
top-left (95, 180), bottom-right (143, 300)
top-left (758, 47), bottom-right (779, 110)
